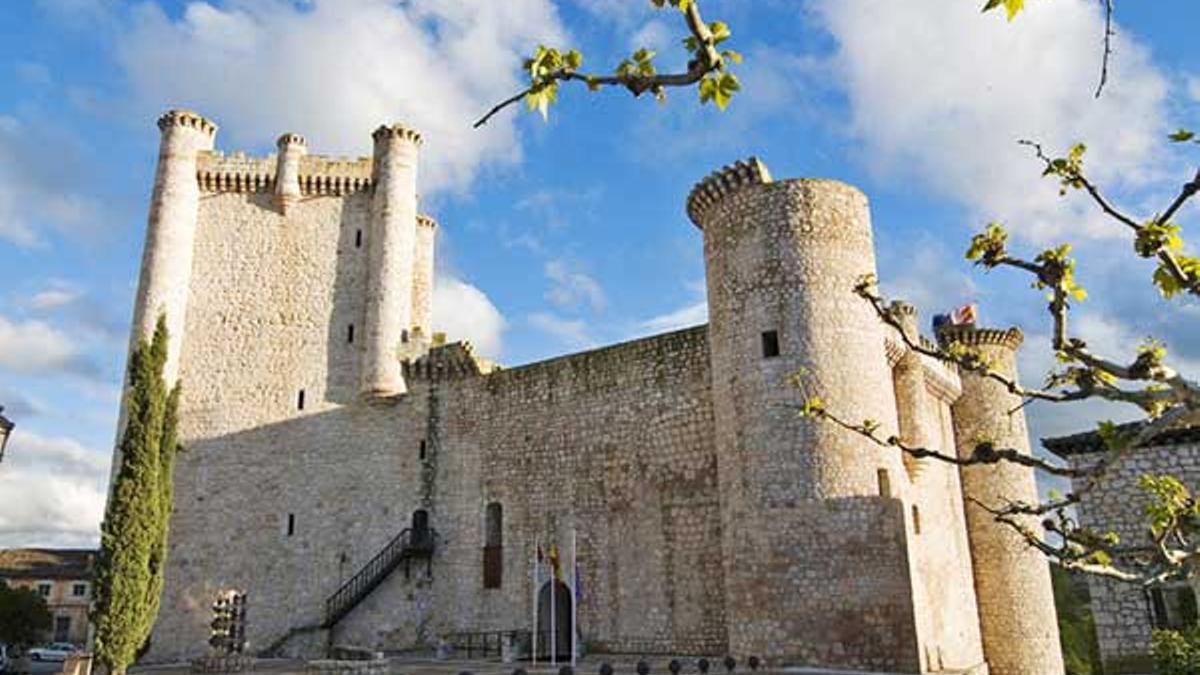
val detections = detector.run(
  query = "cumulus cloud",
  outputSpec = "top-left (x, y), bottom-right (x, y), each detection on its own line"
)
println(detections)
top-left (0, 314), bottom-right (99, 378)
top-left (0, 430), bottom-right (109, 548)
top-left (432, 277), bottom-right (506, 360)
top-left (813, 0), bottom-right (1170, 243)
top-left (529, 311), bottom-right (594, 350)
top-left (0, 116), bottom-right (100, 247)
top-left (544, 259), bottom-right (606, 313)
top-left (117, 0), bottom-right (567, 195)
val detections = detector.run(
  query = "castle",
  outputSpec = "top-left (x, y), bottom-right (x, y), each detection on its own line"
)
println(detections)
top-left (117, 110), bottom-right (1065, 674)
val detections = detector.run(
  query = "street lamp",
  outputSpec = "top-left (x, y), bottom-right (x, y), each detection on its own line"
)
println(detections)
top-left (0, 405), bottom-right (13, 464)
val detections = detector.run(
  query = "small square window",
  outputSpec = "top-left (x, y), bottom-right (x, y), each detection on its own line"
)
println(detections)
top-left (71, 583), bottom-right (87, 597)
top-left (37, 583), bottom-right (51, 597)
top-left (761, 330), bottom-right (780, 358)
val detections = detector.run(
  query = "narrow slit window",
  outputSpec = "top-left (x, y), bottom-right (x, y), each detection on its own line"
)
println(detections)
top-left (483, 502), bottom-right (503, 589)
top-left (877, 469), bottom-right (891, 497)
top-left (287, 513), bottom-right (295, 537)
top-left (912, 505), bottom-right (921, 535)
top-left (347, 324), bottom-right (355, 344)
top-left (355, 229), bottom-right (363, 248)
top-left (761, 330), bottom-right (780, 358)
top-left (297, 389), bottom-right (306, 410)
top-left (401, 329), bottom-right (410, 344)
top-left (419, 439), bottom-right (427, 461)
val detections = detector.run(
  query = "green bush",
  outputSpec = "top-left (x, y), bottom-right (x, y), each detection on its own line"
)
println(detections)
top-left (0, 583), bottom-right (52, 646)
top-left (1152, 625), bottom-right (1200, 674)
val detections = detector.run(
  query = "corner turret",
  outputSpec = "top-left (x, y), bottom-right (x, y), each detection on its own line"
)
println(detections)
top-left (360, 123), bottom-right (422, 399)
top-left (693, 158), bottom-right (917, 669)
top-left (411, 214), bottom-right (438, 342)
top-left (941, 323), bottom-right (1065, 675)
top-left (130, 109), bottom-right (217, 384)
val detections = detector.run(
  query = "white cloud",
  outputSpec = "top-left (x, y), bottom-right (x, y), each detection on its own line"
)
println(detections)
top-left (0, 115), bottom-right (101, 247)
top-left (432, 277), bottom-right (506, 360)
top-left (0, 314), bottom-right (97, 378)
top-left (814, 0), bottom-right (1170, 244)
top-left (544, 259), bottom-right (606, 313)
top-left (529, 311), bottom-right (594, 350)
top-left (0, 429), bottom-right (109, 548)
top-left (117, 0), bottom-right (568, 196)
top-left (629, 19), bottom-right (673, 53)
top-left (635, 280), bottom-right (710, 336)
top-left (27, 281), bottom-right (82, 311)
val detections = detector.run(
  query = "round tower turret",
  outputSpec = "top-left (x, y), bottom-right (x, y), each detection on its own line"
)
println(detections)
top-left (361, 123), bottom-right (422, 399)
top-left (274, 132), bottom-right (306, 215)
top-left (131, 109), bottom-right (217, 384)
top-left (691, 159), bottom-right (917, 669)
top-left (411, 214), bottom-right (438, 342)
top-left (941, 325), bottom-right (1064, 675)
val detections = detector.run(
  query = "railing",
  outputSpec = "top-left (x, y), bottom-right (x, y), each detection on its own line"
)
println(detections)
top-left (323, 527), bottom-right (436, 627)
top-left (442, 630), bottom-right (529, 659)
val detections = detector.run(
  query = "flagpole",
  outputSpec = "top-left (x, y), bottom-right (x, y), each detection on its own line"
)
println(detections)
top-left (532, 536), bottom-right (538, 666)
top-left (571, 527), bottom-right (578, 668)
top-left (550, 543), bottom-right (557, 667)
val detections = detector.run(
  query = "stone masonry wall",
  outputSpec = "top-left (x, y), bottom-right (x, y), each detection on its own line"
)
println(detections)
top-left (1067, 443), bottom-right (1200, 670)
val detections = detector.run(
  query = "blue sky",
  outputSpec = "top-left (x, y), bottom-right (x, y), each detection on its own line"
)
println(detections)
top-left (2, 0), bottom-right (1200, 547)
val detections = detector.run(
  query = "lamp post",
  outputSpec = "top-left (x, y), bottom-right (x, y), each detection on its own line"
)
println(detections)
top-left (0, 405), bottom-right (12, 464)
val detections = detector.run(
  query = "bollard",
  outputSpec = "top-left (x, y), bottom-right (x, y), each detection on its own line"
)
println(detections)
top-left (697, 658), bottom-right (710, 674)
top-left (636, 659), bottom-right (650, 675)
top-left (723, 656), bottom-right (736, 673)
top-left (668, 659), bottom-right (682, 675)
top-left (747, 656), bottom-right (760, 671)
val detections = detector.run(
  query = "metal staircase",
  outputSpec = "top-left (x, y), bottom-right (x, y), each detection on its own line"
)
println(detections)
top-left (322, 526), bottom-right (435, 628)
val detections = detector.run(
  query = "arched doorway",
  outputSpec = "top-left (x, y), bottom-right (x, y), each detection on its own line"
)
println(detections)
top-left (536, 580), bottom-right (573, 660)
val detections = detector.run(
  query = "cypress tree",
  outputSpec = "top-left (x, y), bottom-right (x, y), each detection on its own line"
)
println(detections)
top-left (93, 317), bottom-right (179, 675)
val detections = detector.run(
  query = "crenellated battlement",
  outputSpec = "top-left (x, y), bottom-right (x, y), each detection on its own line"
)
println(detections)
top-left (416, 214), bottom-right (437, 229)
top-left (372, 123), bottom-right (422, 146)
top-left (196, 151), bottom-right (373, 195)
top-left (937, 324), bottom-right (1024, 351)
top-left (686, 156), bottom-right (772, 227)
top-left (158, 109), bottom-right (217, 136)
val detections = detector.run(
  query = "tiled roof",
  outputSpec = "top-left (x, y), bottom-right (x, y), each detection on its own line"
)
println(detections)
top-left (1043, 421), bottom-right (1200, 457)
top-left (0, 548), bottom-right (96, 579)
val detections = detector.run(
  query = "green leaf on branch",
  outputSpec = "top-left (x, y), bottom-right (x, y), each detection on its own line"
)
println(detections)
top-left (708, 20), bottom-right (731, 44)
top-left (800, 396), bottom-right (826, 418)
top-left (1135, 221), bottom-right (1184, 258)
top-left (525, 82), bottom-right (559, 122)
top-left (1153, 255), bottom-right (1200, 298)
top-left (965, 222), bottom-right (1009, 267)
top-left (982, 0), bottom-right (1026, 21)
top-left (1168, 128), bottom-right (1196, 143)
top-left (699, 72), bottom-right (740, 110)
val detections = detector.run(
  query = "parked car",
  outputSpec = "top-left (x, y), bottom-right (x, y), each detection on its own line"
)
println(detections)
top-left (26, 644), bottom-right (76, 662)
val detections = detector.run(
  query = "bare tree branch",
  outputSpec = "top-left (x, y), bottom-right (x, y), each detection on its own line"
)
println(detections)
top-left (1094, 0), bottom-right (1114, 98)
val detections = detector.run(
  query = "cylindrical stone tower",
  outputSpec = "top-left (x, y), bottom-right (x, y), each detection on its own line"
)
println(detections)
top-left (890, 302), bottom-right (935, 480)
top-left (130, 109), bottom-right (217, 384)
top-left (689, 159), bottom-right (917, 669)
top-left (361, 124), bottom-right (421, 399)
top-left (411, 214), bottom-right (438, 341)
top-left (274, 132), bottom-right (306, 215)
top-left (943, 325), bottom-right (1064, 675)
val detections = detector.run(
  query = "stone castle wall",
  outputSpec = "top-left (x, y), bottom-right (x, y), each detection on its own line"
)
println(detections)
top-left (127, 112), bottom-right (1064, 674)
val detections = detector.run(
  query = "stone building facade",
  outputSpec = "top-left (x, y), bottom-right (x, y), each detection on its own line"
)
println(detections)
top-left (115, 110), bottom-right (1065, 674)
top-left (1045, 425), bottom-right (1200, 673)
top-left (0, 548), bottom-right (96, 645)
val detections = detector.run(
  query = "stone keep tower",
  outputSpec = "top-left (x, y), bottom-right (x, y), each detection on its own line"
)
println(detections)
top-left (130, 110), bottom-right (217, 384)
top-left (688, 160), bottom-right (919, 670)
top-left (943, 325), bottom-right (1065, 675)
